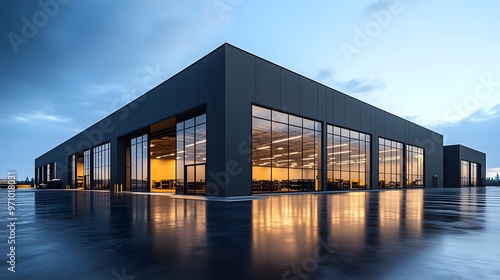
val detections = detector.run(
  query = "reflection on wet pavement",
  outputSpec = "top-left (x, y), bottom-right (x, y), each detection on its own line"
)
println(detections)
top-left (0, 187), bottom-right (499, 279)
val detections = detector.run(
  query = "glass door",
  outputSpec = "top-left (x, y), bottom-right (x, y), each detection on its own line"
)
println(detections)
top-left (185, 164), bottom-right (206, 195)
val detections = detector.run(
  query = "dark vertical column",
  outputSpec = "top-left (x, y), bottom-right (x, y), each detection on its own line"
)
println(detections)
top-left (321, 122), bottom-right (328, 191)
top-left (90, 148), bottom-right (94, 190)
top-left (371, 135), bottom-right (379, 189)
top-left (403, 144), bottom-right (407, 188)
top-left (222, 45), bottom-right (255, 197)
top-left (113, 137), bottom-right (127, 192)
top-left (202, 46), bottom-right (226, 198)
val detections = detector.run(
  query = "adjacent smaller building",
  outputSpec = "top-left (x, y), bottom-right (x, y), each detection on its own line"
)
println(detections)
top-left (444, 145), bottom-right (486, 187)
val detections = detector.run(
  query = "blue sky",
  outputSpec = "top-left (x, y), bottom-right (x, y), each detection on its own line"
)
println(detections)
top-left (1, 0), bottom-right (499, 180)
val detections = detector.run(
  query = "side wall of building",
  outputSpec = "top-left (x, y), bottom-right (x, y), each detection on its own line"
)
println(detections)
top-left (35, 46), bottom-right (226, 191)
top-left (460, 145), bottom-right (487, 186)
top-left (223, 44), bottom-right (444, 196)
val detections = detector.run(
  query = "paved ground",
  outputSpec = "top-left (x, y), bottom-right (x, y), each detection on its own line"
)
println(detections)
top-left (0, 187), bottom-right (499, 280)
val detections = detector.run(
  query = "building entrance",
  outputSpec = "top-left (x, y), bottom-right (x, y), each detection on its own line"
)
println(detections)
top-left (185, 164), bottom-right (206, 195)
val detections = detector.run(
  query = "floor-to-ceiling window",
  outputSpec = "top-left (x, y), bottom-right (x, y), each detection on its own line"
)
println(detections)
top-left (406, 145), bottom-right (424, 188)
top-left (252, 105), bottom-right (321, 193)
top-left (471, 162), bottom-right (478, 186)
top-left (46, 163), bottom-right (51, 182)
top-left (93, 142), bottom-right (110, 190)
top-left (379, 138), bottom-right (403, 189)
top-left (83, 149), bottom-right (91, 189)
top-left (131, 135), bottom-right (149, 192)
top-left (176, 114), bottom-right (206, 195)
top-left (461, 160), bottom-right (478, 187)
top-left (150, 132), bottom-right (176, 192)
top-left (461, 160), bottom-right (470, 187)
top-left (327, 126), bottom-right (370, 190)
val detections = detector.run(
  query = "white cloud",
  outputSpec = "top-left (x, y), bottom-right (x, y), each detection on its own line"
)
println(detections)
top-left (13, 112), bottom-right (69, 124)
top-left (316, 67), bottom-right (387, 96)
top-left (336, 77), bottom-right (387, 94)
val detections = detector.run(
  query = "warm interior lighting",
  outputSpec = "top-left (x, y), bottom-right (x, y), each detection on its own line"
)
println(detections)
top-left (272, 135), bottom-right (301, 143)
top-left (379, 149), bottom-right (397, 153)
top-left (327, 144), bottom-right (348, 149)
top-left (257, 146), bottom-right (270, 150)
top-left (381, 156), bottom-right (400, 161)
top-left (350, 154), bottom-right (365, 158)
top-left (328, 151), bottom-right (351, 155)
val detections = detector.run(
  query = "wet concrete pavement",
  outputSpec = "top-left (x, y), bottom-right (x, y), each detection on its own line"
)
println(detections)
top-left (0, 187), bottom-right (499, 280)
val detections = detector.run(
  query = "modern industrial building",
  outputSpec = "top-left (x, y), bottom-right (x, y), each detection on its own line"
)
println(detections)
top-left (35, 43), bottom-right (486, 198)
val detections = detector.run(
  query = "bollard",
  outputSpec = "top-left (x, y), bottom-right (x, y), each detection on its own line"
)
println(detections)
top-left (120, 184), bottom-right (123, 192)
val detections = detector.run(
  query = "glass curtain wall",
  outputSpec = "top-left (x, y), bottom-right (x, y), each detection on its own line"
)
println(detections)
top-left (327, 126), bottom-right (370, 190)
top-left (149, 132), bottom-right (177, 192)
top-left (406, 145), bottom-right (424, 188)
top-left (131, 135), bottom-right (149, 192)
top-left (93, 142), bottom-right (111, 190)
top-left (252, 105), bottom-right (321, 193)
top-left (378, 138), bottom-right (403, 189)
top-left (83, 149), bottom-right (91, 189)
top-left (46, 163), bottom-right (51, 181)
top-left (461, 160), bottom-right (478, 187)
top-left (461, 160), bottom-right (470, 187)
top-left (176, 114), bottom-right (207, 194)
top-left (471, 163), bottom-right (478, 186)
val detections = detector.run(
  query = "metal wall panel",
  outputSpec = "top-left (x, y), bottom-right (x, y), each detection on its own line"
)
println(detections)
top-left (281, 70), bottom-right (300, 113)
top-left (256, 59), bottom-right (281, 109)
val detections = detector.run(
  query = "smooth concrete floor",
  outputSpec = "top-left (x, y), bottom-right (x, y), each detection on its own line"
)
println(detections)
top-left (0, 187), bottom-right (499, 280)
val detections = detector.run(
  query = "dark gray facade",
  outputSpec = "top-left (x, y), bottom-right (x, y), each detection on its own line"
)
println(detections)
top-left (444, 145), bottom-right (486, 187)
top-left (35, 43), bottom-right (483, 198)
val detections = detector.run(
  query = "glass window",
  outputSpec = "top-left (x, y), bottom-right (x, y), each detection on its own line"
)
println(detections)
top-left (252, 105), bottom-right (271, 119)
top-left (289, 115), bottom-right (302, 127)
top-left (176, 121), bottom-right (184, 131)
top-left (406, 145), bottom-right (424, 188)
top-left (185, 118), bottom-right (195, 129)
top-left (327, 125), bottom-right (371, 190)
top-left (93, 143), bottom-right (111, 190)
top-left (471, 163), bottom-right (478, 187)
top-left (272, 110), bottom-right (288, 124)
top-left (176, 113), bottom-right (207, 195)
top-left (130, 135), bottom-right (148, 192)
top-left (196, 114), bottom-right (206, 125)
top-left (461, 160), bottom-right (478, 187)
top-left (252, 105), bottom-right (321, 193)
top-left (83, 149), bottom-right (91, 189)
top-left (378, 138), bottom-right (403, 189)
